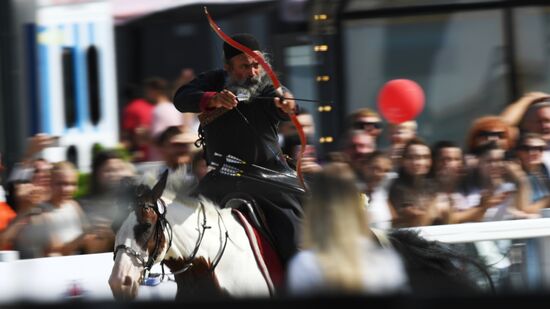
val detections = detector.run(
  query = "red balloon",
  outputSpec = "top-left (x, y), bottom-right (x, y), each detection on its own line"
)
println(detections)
top-left (377, 79), bottom-right (425, 124)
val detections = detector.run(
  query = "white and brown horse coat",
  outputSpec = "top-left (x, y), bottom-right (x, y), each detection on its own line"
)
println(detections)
top-left (109, 176), bottom-right (272, 300)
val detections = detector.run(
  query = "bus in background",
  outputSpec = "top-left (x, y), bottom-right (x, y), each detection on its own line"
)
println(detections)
top-left (33, 1), bottom-right (118, 172)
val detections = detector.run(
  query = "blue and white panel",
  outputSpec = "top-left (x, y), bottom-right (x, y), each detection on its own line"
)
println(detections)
top-left (36, 1), bottom-right (118, 172)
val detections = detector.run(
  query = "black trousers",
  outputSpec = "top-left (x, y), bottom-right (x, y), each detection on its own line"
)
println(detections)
top-left (196, 171), bottom-right (304, 267)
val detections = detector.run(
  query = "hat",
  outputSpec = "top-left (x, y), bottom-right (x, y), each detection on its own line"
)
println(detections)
top-left (223, 33), bottom-right (261, 61)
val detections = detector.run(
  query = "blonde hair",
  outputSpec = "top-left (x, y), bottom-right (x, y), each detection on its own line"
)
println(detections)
top-left (302, 162), bottom-right (371, 293)
top-left (346, 108), bottom-right (381, 129)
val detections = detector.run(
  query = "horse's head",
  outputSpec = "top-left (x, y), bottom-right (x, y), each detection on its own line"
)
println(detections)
top-left (109, 170), bottom-right (172, 300)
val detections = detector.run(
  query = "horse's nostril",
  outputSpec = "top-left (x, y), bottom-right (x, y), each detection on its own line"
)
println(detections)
top-left (123, 276), bottom-right (133, 287)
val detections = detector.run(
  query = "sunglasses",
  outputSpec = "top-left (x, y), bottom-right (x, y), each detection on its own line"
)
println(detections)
top-left (518, 145), bottom-right (545, 152)
top-left (353, 121), bottom-right (382, 130)
top-left (477, 130), bottom-right (505, 138)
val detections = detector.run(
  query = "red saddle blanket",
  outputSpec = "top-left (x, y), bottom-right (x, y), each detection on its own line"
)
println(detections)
top-left (231, 209), bottom-right (284, 293)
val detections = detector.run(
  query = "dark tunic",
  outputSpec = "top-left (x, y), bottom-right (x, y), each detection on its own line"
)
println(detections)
top-left (174, 69), bottom-right (291, 170)
top-left (173, 69), bottom-right (304, 266)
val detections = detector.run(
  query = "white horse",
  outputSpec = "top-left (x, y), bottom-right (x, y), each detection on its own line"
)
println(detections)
top-left (108, 171), bottom-right (275, 300)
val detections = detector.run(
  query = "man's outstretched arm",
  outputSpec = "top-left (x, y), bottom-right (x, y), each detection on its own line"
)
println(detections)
top-left (173, 69), bottom-right (228, 113)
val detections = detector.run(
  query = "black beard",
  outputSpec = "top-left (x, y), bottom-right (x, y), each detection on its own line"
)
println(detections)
top-left (225, 72), bottom-right (270, 103)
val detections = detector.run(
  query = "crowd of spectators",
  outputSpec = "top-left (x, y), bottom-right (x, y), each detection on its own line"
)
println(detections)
top-left (0, 71), bottom-right (203, 259)
top-left (334, 92), bottom-right (550, 229)
top-left (1, 78), bottom-right (550, 296)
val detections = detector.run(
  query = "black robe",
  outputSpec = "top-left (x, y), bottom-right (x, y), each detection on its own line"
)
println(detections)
top-left (173, 69), bottom-right (304, 266)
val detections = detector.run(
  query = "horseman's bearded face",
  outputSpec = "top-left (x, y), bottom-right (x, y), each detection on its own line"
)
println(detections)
top-left (224, 51), bottom-right (269, 101)
top-left (225, 52), bottom-right (264, 87)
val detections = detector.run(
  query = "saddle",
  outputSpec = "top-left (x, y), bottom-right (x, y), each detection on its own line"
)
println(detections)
top-left (221, 192), bottom-right (276, 250)
top-left (221, 192), bottom-right (284, 291)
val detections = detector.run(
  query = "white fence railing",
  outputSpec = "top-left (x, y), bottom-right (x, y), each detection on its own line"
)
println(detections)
top-left (0, 252), bottom-right (176, 303)
top-left (2, 218), bottom-right (550, 302)
top-left (412, 218), bottom-right (550, 243)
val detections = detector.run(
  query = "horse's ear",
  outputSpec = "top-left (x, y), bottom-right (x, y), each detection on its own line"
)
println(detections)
top-left (151, 169), bottom-right (169, 201)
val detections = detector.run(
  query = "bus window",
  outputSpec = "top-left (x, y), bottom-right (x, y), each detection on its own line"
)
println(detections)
top-left (66, 145), bottom-right (78, 167)
top-left (61, 47), bottom-right (77, 128)
top-left (87, 45), bottom-right (101, 125)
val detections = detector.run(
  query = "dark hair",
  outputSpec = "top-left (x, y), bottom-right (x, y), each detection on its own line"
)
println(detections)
top-left (143, 77), bottom-right (169, 96)
top-left (5, 180), bottom-right (26, 212)
top-left (402, 137), bottom-right (430, 160)
top-left (364, 150), bottom-right (391, 166)
top-left (156, 126), bottom-right (184, 146)
top-left (90, 150), bottom-right (124, 195)
top-left (432, 140), bottom-right (459, 154)
top-left (388, 229), bottom-right (494, 295)
top-left (392, 137), bottom-right (435, 194)
top-left (122, 83), bottom-right (142, 101)
top-left (429, 141), bottom-right (465, 179)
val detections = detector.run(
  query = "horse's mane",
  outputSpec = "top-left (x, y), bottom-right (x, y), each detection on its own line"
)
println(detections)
top-left (110, 175), bottom-right (220, 233)
top-left (388, 229), bottom-right (495, 295)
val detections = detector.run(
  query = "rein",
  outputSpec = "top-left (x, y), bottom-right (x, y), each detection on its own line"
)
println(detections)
top-left (168, 202), bottom-right (229, 276)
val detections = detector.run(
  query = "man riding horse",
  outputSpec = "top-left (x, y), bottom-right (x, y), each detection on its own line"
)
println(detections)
top-left (173, 32), bottom-right (305, 267)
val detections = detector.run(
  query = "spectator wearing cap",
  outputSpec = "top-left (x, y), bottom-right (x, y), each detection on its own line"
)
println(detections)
top-left (139, 125), bottom-right (200, 203)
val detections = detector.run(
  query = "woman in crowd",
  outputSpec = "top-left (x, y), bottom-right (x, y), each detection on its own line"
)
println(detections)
top-left (388, 138), bottom-right (450, 227)
top-left (286, 162), bottom-right (408, 296)
top-left (78, 150), bottom-right (136, 253)
top-left (462, 141), bottom-right (535, 221)
top-left (0, 158), bottom-right (52, 252)
top-left (514, 133), bottom-right (550, 213)
top-left (79, 150), bottom-right (135, 217)
top-left (464, 115), bottom-right (516, 168)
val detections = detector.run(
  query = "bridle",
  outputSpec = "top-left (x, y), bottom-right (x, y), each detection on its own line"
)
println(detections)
top-left (113, 199), bottom-right (229, 283)
top-left (169, 202), bottom-right (229, 276)
top-left (113, 198), bottom-right (173, 282)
